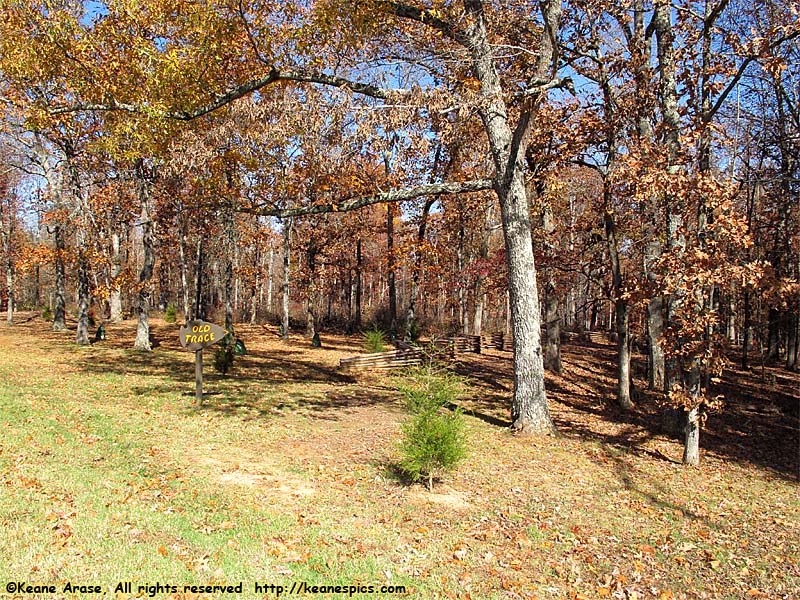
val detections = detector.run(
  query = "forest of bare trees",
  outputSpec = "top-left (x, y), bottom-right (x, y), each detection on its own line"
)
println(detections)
top-left (0, 0), bottom-right (797, 465)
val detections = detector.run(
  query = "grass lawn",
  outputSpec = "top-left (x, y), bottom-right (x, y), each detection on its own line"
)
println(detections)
top-left (0, 313), bottom-right (797, 599)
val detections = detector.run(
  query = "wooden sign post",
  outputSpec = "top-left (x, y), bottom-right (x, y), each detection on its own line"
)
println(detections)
top-left (179, 320), bottom-right (228, 405)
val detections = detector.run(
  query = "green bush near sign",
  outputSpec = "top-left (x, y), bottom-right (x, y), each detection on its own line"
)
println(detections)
top-left (214, 334), bottom-right (235, 374)
top-left (214, 344), bottom-right (234, 374)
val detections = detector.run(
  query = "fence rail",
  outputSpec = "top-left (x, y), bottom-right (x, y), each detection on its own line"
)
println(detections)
top-left (339, 347), bottom-right (423, 370)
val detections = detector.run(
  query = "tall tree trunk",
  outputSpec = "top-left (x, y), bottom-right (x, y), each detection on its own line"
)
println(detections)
top-left (110, 231), bottom-right (124, 322)
top-left (306, 297), bottom-right (316, 339)
top-left (33, 264), bottom-right (40, 309)
top-left (472, 200), bottom-right (492, 337)
top-left (683, 405), bottom-right (701, 465)
top-left (267, 246), bottom-right (274, 315)
top-left (134, 162), bottom-right (155, 352)
top-left (406, 198), bottom-right (435, 337)
top-left (544, 278), bottom-right (561, 373)
top-left (75, 250), bottom-right (91, 345)
top-left (355, 239), bottom-right (362, 329)
top-left (250, 281), bottom-right (258, 325)
top-left (179, 228), bottom-right (190, 323)
top-left (565, 288), bottom-right (575, 330)
top-left (742, 288), bottom-right (751, 369)
top-left (473, 294), bottom-right (485, 337)
top-left (616, 301), bottom-right (632, 408)
top-left (633, 0), bottom-right (665, 392)
top-left (4, 246), bottom-right (13, 326)
top-left (387, 204), bottom-right (397, 334)
top-left (647, 295), bottom-right (665, 389)
top-left (727, 293), bottom-right (736, 343)
top-left (224, 254), bottom-right (234, 335)
top-left (250, 246), bottom-right (259, 325)
top-left (654, 0), bottom-right (689, 438)
top-left (499, 172), bottom-right (553, 433)
top-left (65, 157), bottom-right (92, 346)
top-left (52, 224), bottom-right (67, 331)
top-left (457, 225), bottom-right (467, 335)
top-left (767, 308), bottom-right (780, 361)
top-left (605, 201), bottom-right (633, 409)
top-left (194, 237), bottom-right (204, 321)
top-left (468, 0), bottom-right (556, 431)
top-left (224, 209), bottom-right (235, 337)
top-left (282, 218), bottom-right (292, 340)
top-left (305, 245), bottom-right (318, 339)
top-left (785, 311), bottom-right (798, 371)
top-left (1, 214), bottom-right (13, 326)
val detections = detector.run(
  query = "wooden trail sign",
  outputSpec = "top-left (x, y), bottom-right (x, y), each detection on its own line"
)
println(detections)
top-left (179, 320), bottom-right (227, 351)
top-left (179, 320), bottom-right (228, 405)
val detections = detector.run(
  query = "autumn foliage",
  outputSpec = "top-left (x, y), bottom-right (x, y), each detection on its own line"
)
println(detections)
top-left (0, 0), bottom-right (797, 467)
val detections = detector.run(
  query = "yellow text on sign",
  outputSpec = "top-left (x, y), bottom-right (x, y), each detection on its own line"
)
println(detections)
top-left (186, 333), bottom-right (215, 344)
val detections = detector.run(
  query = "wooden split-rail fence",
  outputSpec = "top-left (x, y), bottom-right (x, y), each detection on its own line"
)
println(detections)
top-left (338, 329), bottom-right (614, 372)
top-left (432, 334), bottom-right (482, 355)
top-left (339, 347), bottom-right (423, 371)
top-left (560, 330), bottom-right (612, 345)
top-left (338, 333), bottom-right (504, 372)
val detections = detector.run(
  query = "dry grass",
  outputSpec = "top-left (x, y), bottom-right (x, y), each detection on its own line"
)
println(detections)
top-left (0, 313), bottom-right (797, 599)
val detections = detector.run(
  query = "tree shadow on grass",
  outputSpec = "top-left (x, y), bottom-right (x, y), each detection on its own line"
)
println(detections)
top-left (450, 344), bottom-right (799, 482)
top-left (26, 315), bottom-right (800, 480)
top-left (309, 387), bottom-right (397, 412)
top-left (73, 347), bottom-right (356, 387)
top-left (588, 442), bottom-right (722, 528)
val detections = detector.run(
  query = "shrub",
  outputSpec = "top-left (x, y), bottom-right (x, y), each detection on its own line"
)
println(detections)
top-left (398, 408), bottom-right (466, 492)
top-left (398, 368), bottom-right (463, 414)
top-left (403, 319), bottom-right (423, 342)
top-left (396, 368), bottom-right (467, 491)
top-left (41, 306), bottom-right (52, 322)
top-left (213, 335), bottom-right (235, 374)
top-left (363, 326), bottom-right (387, 354)
top-left (164, 304), bottom-right (177, 323)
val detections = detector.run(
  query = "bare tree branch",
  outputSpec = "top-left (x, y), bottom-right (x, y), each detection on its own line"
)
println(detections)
top-left (707, 30), bottom-right (800, 122)
top-left (391, 3), bottom-right (470, 47)
top-left (50, 68), bottom-right (410, 120)
top-left (514, 76), bottom-right (575, 99)
top-left (242, 179), bottom-right (494, 219)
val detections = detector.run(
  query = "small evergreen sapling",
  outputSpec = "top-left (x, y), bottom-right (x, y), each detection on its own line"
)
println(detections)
top-left (164, 304), bottom-right (177, 323)
top-left (363, 326), bottom-right (387, 353)
top-left (397, 368), bottom-right (467, 491)
top-left (399, 408), bottom-right (466, 491)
